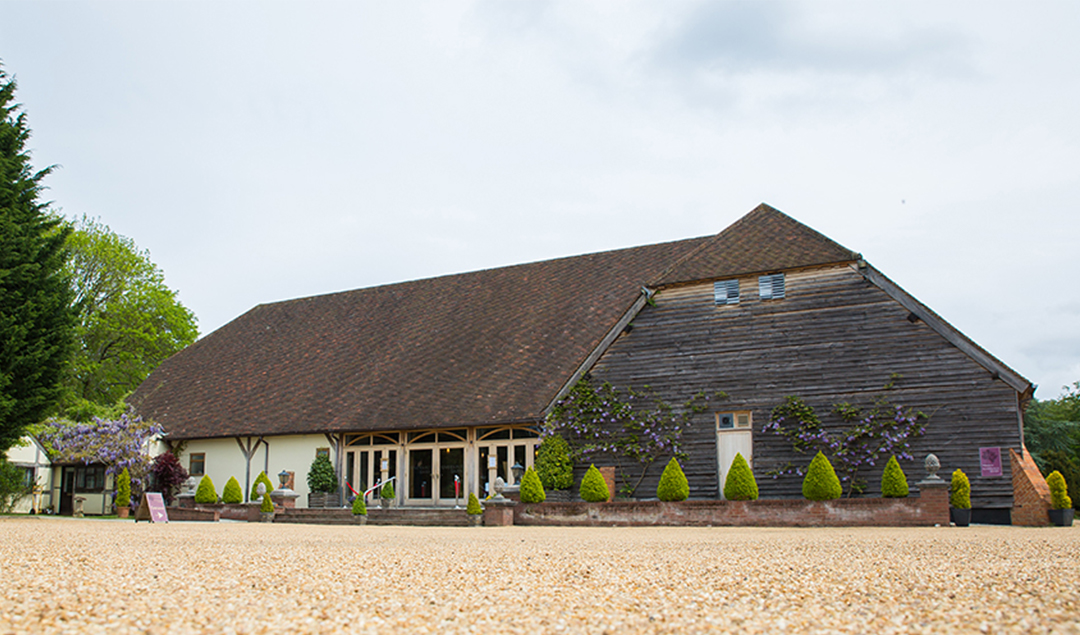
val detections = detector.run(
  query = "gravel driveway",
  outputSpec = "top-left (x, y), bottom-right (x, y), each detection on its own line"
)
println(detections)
top-left (1, 517), bottom-right (1077, 633)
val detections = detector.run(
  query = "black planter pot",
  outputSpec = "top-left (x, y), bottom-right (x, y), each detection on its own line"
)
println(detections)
top-left (950, 508), bottom-right (971, 527)
top-left (1049, 508), bottom-right (1074, 527)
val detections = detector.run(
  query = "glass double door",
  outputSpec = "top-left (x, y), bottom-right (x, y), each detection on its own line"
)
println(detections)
top-left (406, 445), bottom-right (466, 505)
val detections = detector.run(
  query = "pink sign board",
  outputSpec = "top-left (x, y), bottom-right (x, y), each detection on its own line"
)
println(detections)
top-left (135, 492), bottom-right (169, 523)
top-left (980, 447), bottom-right (1002, 478)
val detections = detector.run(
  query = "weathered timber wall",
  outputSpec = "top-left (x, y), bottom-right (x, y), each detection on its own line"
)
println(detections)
top-left (587, 264), bottom-right (1022, 509)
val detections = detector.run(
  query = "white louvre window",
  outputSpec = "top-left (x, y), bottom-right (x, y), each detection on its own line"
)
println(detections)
top-left (758, 273), bottom-right (785, 300)
top-left (713, 279), bottom-right (739, 305)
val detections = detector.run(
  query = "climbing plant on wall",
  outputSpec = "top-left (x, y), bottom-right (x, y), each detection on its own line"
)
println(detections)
top-left (544, 374), bottom-right (723, 497)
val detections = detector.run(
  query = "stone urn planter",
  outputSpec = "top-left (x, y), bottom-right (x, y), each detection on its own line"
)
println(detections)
top-left (1049, 508), bottom-right (1074, 527)
top-left (467, 514), bottom-right (483, 527)
top-left (259, 511), bottom-right (275, 523)
top-left (352, 514), bottom-right (368, 525)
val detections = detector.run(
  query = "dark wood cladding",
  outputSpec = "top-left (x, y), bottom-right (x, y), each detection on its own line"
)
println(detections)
top-left (590, 264), bottom-right (1023, 509)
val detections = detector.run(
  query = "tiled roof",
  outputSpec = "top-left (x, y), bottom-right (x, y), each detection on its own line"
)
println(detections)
top-left (130, 204), bottom-right (860, 439)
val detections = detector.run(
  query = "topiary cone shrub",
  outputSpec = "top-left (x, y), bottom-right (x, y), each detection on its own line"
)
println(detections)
top-left (222, 476), bottom-right (243, 504)
top-left (802, 452), bottom-right (842, 501)
top-left (1047, 471), bottom-right (1072, 510)
top-left (351, 494), bottom-right (367, 516)
top-left (194, 475), bottom-right (218, 504)
top-left (657, 457), bottom-right (690, 502)
top-left (250, 471), bottom-right (275, 501)
top-left (535, 435), bottom-right (574, 491)
top-left (519, 467), bottom-right (546, 503)
top-left (950, 469), bottom-right (971, 509)
top-left (380, 481), bottom-right (395, 500)
top-left (579, 464), bottom-right (610, 502)
top-left (880, 455), bottom-right (909, 498)
top-left (260, 492), bottom-right (275, 514)
top-left (466, 492), bottom-right (483, 515)
top-left (723, 453), bottom-right (758, 501)
top-left (115, 468), bottom-right (131, 509)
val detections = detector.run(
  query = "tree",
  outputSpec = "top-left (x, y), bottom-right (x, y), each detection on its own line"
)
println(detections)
top-left (0, 67), bottom-right (76, 452)
top-left (1025, 382), bottom-right (1080, 472)
top-left (62, 216), bottom-right (198, 415)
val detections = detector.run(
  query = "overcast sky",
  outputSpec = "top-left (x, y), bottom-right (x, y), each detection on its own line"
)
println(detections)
top-left (2, 1), bottom-right (1078, 399)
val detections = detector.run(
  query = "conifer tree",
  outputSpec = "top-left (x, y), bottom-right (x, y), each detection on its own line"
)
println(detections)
top-left (0, 67), bottom-right (75, 452)
top-left (579, 464), bottom-right (610, 502)
top-left (656, 457), bottom-right (690, 501)
top-left (723, 453), bottom-right (758, 501)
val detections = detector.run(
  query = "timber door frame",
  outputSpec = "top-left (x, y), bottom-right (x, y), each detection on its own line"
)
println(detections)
top-left (715, 411), bottom-right (753, 500)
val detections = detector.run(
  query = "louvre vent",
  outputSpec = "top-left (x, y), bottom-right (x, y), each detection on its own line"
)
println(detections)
top-left (758, 273), bottom-right (785, 300)
top-left (713, 279), bottom-right (739, 305)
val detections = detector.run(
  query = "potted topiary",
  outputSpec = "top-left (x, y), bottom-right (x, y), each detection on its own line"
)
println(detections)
top-left (535, 435), bottom-right (574, 502)
top-left (579, 464), bottom-right (610, 503)
top-left (351, 494), bottom-right (368, 525)
top-left (723, 453), bottom-right (758, 501)
top-left (881, 455), bottom-right (909, 498)
top-left (115, 468), bottom-right (131, 518)
top-left (194, 474), bottom-right (218, 504)
top-left (259, 492), bottom-right (275, 522)
top-left (657, 457), bottom-right (690, 502)
top-left (466, 492), bottom-right (484, 526)
top-left (802, 451), bottom-right (842, 501)
top-left (222, 476), bottom-right (244, 505)
top-left (950, 469), bottom-right (971, 527)
top-left (519, 467), bottom-right (546, 504)
top-left (306, 455), bottom-right (339, 508)
top-left (1047, 470), bottom-right (1074, 527)
top-left (380, 481), bottom-right (395, 509)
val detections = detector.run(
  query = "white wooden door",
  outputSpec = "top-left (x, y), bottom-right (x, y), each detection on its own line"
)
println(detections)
top-left (716, 416), bottom-right (753, 500)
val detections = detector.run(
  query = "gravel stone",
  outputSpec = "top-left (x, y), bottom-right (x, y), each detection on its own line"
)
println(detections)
top-left (0, 517), bottom-right (1077, 633)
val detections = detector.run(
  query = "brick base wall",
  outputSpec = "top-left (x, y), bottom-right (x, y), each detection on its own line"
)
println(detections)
top-left (515, 492), bottom-right (950, 528)
top-left (1010, 448), bottom-right (1050, 527)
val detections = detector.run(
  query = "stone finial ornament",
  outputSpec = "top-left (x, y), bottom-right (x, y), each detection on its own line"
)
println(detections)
top-left (256, 482), bottom-right (267, 497)
top-left (924, 454), bottom-right (942, 482)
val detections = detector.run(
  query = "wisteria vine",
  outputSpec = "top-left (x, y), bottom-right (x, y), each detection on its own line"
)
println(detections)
top-left (763, 394), bottom-right (928, 497)
top-left (545, 375), bottom-right (723, 496)
top-left (34, 414), bottom-right (163, 496)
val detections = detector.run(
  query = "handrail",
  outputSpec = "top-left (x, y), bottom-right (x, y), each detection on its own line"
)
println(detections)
top-left (363, 476), bottom-right (396, 500)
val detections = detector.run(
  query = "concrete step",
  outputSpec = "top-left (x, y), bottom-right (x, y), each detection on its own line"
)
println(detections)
top-left (275, 506), bottom-right (471, 527)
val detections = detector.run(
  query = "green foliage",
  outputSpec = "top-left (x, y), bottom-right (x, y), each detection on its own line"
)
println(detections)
top-left (0, 68), bottom-right (76, 453)
top-left (260, 492), bottom-right (274, 513)
top-left (535, 435), bottom-right (574, 491)
top-left (222, 476), bottom-right (243, 504)
top-left (351, 494), bottom-right (367, 515)
top-left (949, 469), bottom-right (971, 509)
top-left (194, 475), bottom-right (217, 504)
top-left (466, 492), bottom-right (483, 515)
top-left (880, 455), bottom-right (909, 498)
top-left (250, 471), bottom-right (275, 501)
top-left (579, 464), bottom-right (610, 503)
top-left (0, 458), bottom-right (33, 513)
top-left (1047, 471), bottom-right (1072, 510)
top-left (767, 390), bottom-right (926, 497)
top-left (546, 375), bottom-right (721, 497)
top-left (802, 452), bottom-right (842, 501)
top-left (116, 468), bottom-right (131, 508)
top-left (306, 455), bottom-right (337, 494)
top-left (519, 467), bottom-right (546, 503)
top-left (1039, 450), bottom-right (1080, 510)
top-left (380, 481), bottom-right (395, 500)
top-left (656, 457), bottom-right (690, 501)
top-left (723, 453), bottom-right (758, 501)
top-left (62, 216), bottom-right (198, 411)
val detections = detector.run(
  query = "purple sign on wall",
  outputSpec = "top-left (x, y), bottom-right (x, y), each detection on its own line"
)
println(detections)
top-left (980, 447), bottom-right (1003, 477)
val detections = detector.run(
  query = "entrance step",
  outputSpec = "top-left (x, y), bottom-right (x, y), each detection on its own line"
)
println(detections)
top-left (275, 506), bottom-right (471, 527)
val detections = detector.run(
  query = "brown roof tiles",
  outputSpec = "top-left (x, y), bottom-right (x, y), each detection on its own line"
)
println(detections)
top-left (130, 204), bottom-right (859, 439)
